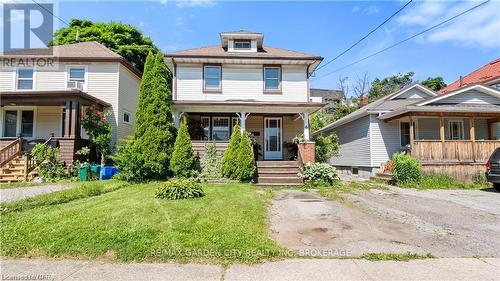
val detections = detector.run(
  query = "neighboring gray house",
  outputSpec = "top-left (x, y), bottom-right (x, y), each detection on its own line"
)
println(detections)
top-left (312, 84), bottom-right (500, 180)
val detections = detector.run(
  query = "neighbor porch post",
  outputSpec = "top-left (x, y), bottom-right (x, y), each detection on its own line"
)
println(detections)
top-left (439, 114), bottom-right (445, 142)
top-left (469, 116), bottom-right (476, 162)
top-left (409, 115), bottom-right (414, 148)
top-left (303, 112), bottom-right (310, 141)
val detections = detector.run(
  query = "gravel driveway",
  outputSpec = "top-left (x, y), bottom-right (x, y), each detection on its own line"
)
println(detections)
top-left (0, 184), bottom-right (73, 202)
top-left (270, 187), bottom-right (500, 258)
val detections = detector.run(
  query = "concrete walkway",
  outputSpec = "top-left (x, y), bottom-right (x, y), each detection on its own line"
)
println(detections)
top-left (0, 184), bottom-right (73, 202)
top-left (1, 258), bottom-right (498, 281)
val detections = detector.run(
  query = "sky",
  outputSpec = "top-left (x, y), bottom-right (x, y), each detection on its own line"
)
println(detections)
top-left (2, 0), bottom-right (500, 96)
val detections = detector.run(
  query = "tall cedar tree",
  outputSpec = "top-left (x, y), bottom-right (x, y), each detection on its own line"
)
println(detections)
top-left (200, 142), bottom-right (222, 179)
top-left (221, 125), bottom-right (241, 178)
top-left (134, 52), bottom-right (155, 138)
top-left (133, 52), bottom-right (176, 179)
top-left (50, 19), bottom-right (157, 71)
top-left (170, 119), bottom-right (198, 178)
top-left (236, 131), bottom-right (256, 182)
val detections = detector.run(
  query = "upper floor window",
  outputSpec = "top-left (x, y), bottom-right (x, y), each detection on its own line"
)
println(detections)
top-left (17, 68), bottom-right (34, 90)
top-left (264, 66), bottom-right (281, 91)
top-left (203, 65), bottom-right (221, 91)
top-left (67, 67), bottom-right (86, 90)
top-left (234, 40), bottom-right (251, 50)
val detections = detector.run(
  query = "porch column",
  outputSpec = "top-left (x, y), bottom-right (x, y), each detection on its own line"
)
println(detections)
top-left (303, 112), bottom-right (310, 141)
top-left (409, 115), bottom-right (414, 148)
top-left (173, 111), bottom-right (183, 129)
top-left (470, 117), bottom-right (476, 162)
top-left (439, 114), bottom-right (445, 142)
top-left (64, 100), bottom-right (80, 138)
top-left (237, 112), bottom-right (250, 133)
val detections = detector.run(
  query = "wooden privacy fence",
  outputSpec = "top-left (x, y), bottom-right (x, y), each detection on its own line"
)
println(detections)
top-left (411, 140), bottom-right (500, 162)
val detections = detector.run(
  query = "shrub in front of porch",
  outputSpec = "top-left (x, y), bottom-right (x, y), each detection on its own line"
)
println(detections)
top-left (391, 152), bottom-right (422, 184)
top-left (200, 142), bottom-right (222, 179)
top-left (221, 125), bottom-right (241, 179)
top-left (300, 162), bottom-right (338, 185)
top-left (81, 105), bottom-right (112, 165)
top-left (31, 144), bottom-right (67, 180)
top-left (236, 132), bottom-right (256, 182)
top-left (170, 120), bottom-right (199, 178)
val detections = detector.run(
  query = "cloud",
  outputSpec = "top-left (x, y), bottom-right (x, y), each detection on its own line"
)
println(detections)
top-left (175, 0), bottom-right (215, 8)
top-left (364, 5), bottom-right (379, 15)
top-left (397, 0), bottom-right (500, 49)
top-left (352, 6), bottom-right (360, 13)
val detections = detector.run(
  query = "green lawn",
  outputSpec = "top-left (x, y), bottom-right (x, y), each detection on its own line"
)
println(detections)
top-left (0, 183), bottom-right (286, 264)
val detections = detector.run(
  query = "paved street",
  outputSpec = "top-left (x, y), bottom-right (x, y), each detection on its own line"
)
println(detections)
top-left (1, 258), bottom-right (498, 281)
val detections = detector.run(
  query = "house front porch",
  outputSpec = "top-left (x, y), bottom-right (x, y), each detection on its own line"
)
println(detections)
top-left (0, 90), bottom-right (111, 174)
top-left (383, 112), bottom-right (500, 181)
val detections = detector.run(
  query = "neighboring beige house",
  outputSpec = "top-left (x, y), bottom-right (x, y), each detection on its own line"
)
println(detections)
top-left (0, 42), bottom-right (141, 180)
top-left (165, 30), bottom-right (323, 185)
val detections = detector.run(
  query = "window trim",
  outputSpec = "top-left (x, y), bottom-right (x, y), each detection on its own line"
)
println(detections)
top-left (65, 65), bottom-right (88, 92)
top-left (211, 116), bottom-right (230, 141)
top-left (448, 119), bottom-right (465, 140)
top-left (263, 65), bottom-right (282, 94)
top-left (200, 116), bottom-right (211, 141)
top-left (203, 64), bottom-right (222, 93)
top-left (16, 68), bottom-right (35, 90)
top-left (1, 106), bottom-right (37, 138)
top-left (233, 40), bottom-right (252, 50)
top-left (122, 110), bottom-right (132, 125)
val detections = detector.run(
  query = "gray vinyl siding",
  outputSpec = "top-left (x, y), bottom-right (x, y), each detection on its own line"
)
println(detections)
top-left (370, 115), bottom-right (401, 167)
top-left (417, 118), bottom-right (440, 140)
top-left (329, 115), bottom-right (371, 167)
top-left (433, 90), bottom-right (500, 105)
top-left (475, 119), bottom-right (489, 140)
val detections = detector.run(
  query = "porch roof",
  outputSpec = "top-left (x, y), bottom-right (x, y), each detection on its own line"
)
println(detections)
top-left (171, 100), bottom-right (324, 114)
top-left (0, 90), bottom-right (111, 107)
top-left (379, 104), bottom-right (500, 121)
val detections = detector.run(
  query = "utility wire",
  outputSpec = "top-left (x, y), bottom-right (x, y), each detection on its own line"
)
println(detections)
top-left (313, 0), bottom-right (490, 81)
top-left (31, 0), bottom-right (70, 27)
top-left (314, 0), bottom-right (413, 72)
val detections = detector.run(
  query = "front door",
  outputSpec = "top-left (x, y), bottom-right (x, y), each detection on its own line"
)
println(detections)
top-left (264, 117), bottom-right (282, 160)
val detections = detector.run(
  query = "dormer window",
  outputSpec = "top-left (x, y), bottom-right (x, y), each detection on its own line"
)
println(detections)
top-left (234, 40), bottom-right (251, 50)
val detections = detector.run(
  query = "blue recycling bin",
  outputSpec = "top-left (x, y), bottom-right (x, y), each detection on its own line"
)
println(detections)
top-left (100, 166), bottom-right (119, 180)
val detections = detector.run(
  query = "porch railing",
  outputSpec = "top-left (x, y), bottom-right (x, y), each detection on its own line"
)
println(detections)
top-left (0, 138), bottom-right (22, 167)
top-left (411, 140), bottom-right (500, 163)
top-left (192, 140), bottom-right (229, 158)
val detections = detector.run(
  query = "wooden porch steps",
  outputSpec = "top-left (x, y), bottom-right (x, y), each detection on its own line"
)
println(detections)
top-left (0, 156), bottom-right (36, 183)
top-left (256, 160), bottom-right (303, 186)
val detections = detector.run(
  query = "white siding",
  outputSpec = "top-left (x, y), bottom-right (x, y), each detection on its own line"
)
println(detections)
top-left (175, 64), bottom-right (308, 102)
top-left (116, 64), bottom-right (140, 143)
top-left (329, 115), bottom-right (371, 167)
top-left (36, 106), bottom-right (61, 139)
top-left (86, 63), bottom-right (120, 145)
top-left (35, 64), bottom-right (66, 90)
top-left (0, 69), bottom-right (15, 90)
top-left (433, 90), bottom-right (500, 105)
top-left (370, 115), bottom-right (401, 167)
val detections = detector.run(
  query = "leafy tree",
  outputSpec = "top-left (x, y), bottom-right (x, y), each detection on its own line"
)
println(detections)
top-left (236, 131), bottom-right (256, 182)
top-left (200, 142), bottom-right (222, 179)
top-left (314, 134), bottom-right (340, 163)
top-left (221, 125), bottom-right (241, 179)
top-left (115, 52), bottom-right (176, 181)
top-left (367, 72), bottom-right (414, 102)
top-left (81, 105), bottom-right (112, 165)
top-left (310, 105), bottom-right (359, 132)
top-left (50, 19), bottom-right (158, 71)
top-left (170, 119), bottom-right (198, 178)
top-left (421, 76), bottom-right (447, 91)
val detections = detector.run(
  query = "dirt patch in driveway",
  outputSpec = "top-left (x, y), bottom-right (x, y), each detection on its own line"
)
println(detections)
top-left (269, 188), bottom-right (500, 258)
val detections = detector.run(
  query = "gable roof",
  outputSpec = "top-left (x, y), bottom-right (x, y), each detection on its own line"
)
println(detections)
top-left (1, 41), bottom-right (141, 78)
top-left (389, 84), bottom-right (436, 100)
top-left (439, 58), bottom-right (500, 94)
top-left (418, 84), bottom-right (500, 106)
top-left (312, 84), bottom-right (431, 135)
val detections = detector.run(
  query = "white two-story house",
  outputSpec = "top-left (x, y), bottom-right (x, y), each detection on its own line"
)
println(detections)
top-left (0, 41), bottom-right (140, 169)
top-left (165, 31), bottom-right (323, 169)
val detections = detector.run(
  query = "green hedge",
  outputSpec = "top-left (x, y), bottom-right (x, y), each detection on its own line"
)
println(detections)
top-left (155, 178), bottom-right (204, 200)
top-left (391, 152), bottom-right (422, 184)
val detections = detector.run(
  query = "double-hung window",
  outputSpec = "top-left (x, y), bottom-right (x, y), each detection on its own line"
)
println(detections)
top-left (2, 110), bottom-right (34, 138)
top-left (203, 65), bottom-right (221, 91)
top-left (17, 69), bottom-right (34, 90)
top-left (264, 66), bottom-right (281, 92)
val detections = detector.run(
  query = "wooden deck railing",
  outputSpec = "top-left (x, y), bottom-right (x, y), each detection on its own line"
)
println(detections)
top-left (0, 138), bottom-right (22, 167)
top-left (411, 140), bottom-right (500, 163)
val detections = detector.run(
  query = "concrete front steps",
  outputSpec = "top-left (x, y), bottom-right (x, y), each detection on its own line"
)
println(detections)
top-left (0, 156), bottom-right (36, 183)
top-left (256, 160), bottom-right (303, 186)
